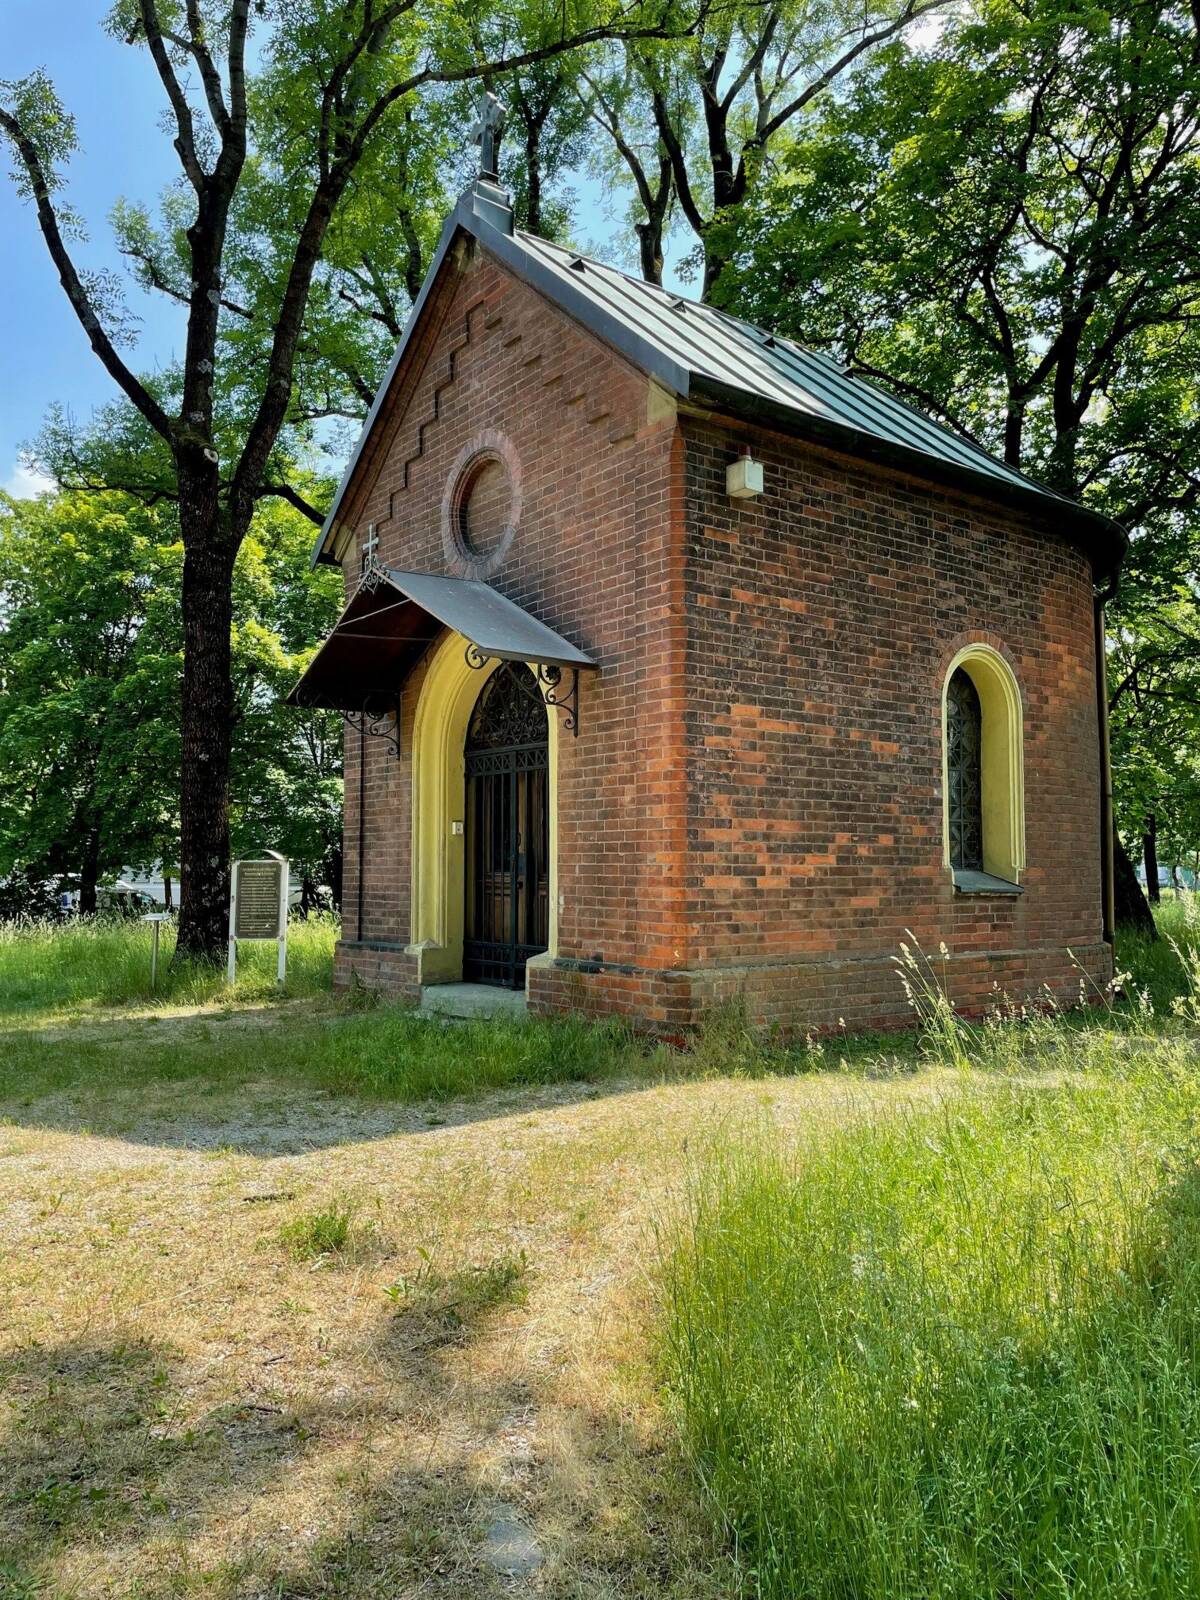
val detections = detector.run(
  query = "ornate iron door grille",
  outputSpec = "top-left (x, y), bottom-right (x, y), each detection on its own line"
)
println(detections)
top-left (464, 663), bottom-right (550, 988)
top-left (947, 667), bottom-right (984, 872)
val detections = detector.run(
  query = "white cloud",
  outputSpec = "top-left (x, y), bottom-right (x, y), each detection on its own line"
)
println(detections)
top-left (2, 461), bottom-right (56, 499)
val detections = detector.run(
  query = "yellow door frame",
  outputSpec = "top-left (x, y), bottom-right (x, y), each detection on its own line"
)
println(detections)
top-left (407, 630), bottom-right (558, 987)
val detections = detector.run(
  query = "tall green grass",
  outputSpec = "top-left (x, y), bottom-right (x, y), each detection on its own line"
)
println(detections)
top-left (0, 992), bottom-right (664, 1108)
top-left (1120, 891), bottom-right (1200, 1017)
top-left (0, 913), bottom-right (337, 1017)
top-left (306, 1005), bottom-right (662, 1100)
top-left (662, 1048), bottom-right (1200, 1598)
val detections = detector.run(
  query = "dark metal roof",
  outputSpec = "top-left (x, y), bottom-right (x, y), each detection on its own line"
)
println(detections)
top-left (519, 233), bottom-right (1035, 495)
top-left (288, 565), bottom-right (594, 713)
top-left (312, 184), bottom-right (1126, 576)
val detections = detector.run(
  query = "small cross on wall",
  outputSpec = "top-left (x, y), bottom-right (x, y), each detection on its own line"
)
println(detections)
top-left (471, 91), bottom-right (506, 181)
top-left (361, 524), bottom-right (379, 571)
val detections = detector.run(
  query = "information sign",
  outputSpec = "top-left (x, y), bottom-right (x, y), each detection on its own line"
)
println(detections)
top-left (227, 853), bottom-right (289, 984)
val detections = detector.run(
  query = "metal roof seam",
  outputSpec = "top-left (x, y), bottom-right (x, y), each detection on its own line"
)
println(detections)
top-left (311, 203), bottom-right (1125, 571)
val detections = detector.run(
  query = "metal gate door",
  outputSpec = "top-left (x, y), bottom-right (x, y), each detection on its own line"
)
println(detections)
top-left (464, 663), bottom-right (549, 988)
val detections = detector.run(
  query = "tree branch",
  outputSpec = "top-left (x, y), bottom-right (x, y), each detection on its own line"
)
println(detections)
top-left (0, 106), bottom-right (173, 442)
top-left (255, 483), bottom-right (327, 526)
top-left (184, 0), bottom-right (231, 135)
top-left (136, 0), bottom-right (207, 192)
top-left (749, 0), bottom-right (950, 156)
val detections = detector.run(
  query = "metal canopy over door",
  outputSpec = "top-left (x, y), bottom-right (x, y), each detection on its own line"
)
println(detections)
top-left (464, 662), bottom-right (549, 987)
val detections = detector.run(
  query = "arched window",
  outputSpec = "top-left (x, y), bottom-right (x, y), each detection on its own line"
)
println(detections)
top-left (947, 669), bottom-right (984, 872)
top-left (942, 646), bottom-right (1025, 892)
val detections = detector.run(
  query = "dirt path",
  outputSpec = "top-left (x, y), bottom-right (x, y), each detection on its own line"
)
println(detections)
top-left (0, 1065), bottom-right (953, 1598)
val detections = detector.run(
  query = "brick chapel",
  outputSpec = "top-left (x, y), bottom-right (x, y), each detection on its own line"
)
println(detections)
top-left (292, 105), bottom-right (1127, 1034)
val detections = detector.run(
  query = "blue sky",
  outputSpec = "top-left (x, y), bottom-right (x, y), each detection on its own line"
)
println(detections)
top-left (1, 2), bottom-right (188, 493)
top-left (0, 5), bottom-right (656, 499)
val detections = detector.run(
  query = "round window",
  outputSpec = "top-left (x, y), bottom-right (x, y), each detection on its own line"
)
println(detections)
top-left (457, 456), bottom-right (511, 562)
top-left (441, 432), bottom-right (522, 579)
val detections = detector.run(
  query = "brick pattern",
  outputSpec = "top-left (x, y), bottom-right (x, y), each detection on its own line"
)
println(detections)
top-left (335, 239), bottom-right (687, 990)
top-left (529, 942), bottom-right (1111, 1037)
top-left (665, 415), bottom-right (1109, 1026)
top-left (332, 941), bottom-right (419, 1001)
top-left (330, 241), bottom-right (1111, 1034)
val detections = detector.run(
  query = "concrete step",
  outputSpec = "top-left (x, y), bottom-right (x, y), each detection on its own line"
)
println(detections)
top-left (418, 982), bottom-right (528, 1020)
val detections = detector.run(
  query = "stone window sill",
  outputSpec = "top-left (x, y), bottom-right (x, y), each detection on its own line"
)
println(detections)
top-left (953, 868), bottom-right (1024, 896)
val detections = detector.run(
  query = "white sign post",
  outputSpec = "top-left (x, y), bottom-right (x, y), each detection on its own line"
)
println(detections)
top-left (227, 851), bottom-right (289, 985)
top-left (142, 911), bottom-right (171, 991)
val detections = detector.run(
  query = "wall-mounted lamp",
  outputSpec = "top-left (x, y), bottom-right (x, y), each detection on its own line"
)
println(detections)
top-left (726, 446), bottom-right (763, 499)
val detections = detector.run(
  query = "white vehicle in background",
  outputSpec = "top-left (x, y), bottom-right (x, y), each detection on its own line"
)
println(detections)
top-left (117, 863), bottom-right (307, 911)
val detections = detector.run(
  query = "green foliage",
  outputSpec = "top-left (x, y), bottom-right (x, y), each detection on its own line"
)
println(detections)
top-left (717, 0), bottom-right (1200, 508)
top-left (0, 488), bottom-right (344, 904)
top-left (581, 0), bottom-right (940, 292)
top-left (0, 913), bottom-right (338, 1017)
top-left (0, 491), bottom-right (180, 904)
top-left (663, 1045), bottom-right (1200, 1598)
top-left (1108, 595), bottom-right (1200, 880)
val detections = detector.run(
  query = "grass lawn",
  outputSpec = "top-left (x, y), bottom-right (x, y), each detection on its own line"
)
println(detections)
top-left (1, 906), bottom-right (1198, 1597)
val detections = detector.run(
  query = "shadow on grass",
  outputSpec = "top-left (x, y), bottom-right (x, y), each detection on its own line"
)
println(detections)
top-left (0, 1265), bottom-right (727, 1599)
top-left (0, 1002), bottom-right (687, 1154)
top-left (0, 1006), bottom-right (925, 1159)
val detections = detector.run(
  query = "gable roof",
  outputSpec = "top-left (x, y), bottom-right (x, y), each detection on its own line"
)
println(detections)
top-left (313, 184), bottom-right (1126, 577)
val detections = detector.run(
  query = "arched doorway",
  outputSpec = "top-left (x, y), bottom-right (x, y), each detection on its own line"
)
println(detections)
top-left (463, 661), bottom-right (550, 987)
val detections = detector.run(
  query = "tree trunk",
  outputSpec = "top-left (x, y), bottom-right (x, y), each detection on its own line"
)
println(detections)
top-left (163, 873), bottom-right (173, 910)
top-left (1143, 812), bottom-right (1160, 904)
top-left (78, 833), bottom-right (101, 916)
top-left (1003, 400), bottom-right (1025, 466)
top-left (174, 518), bottom-right (238, 964)
top-left (635, 218), bottom-right (665, 287)
top-left (524, 120), bottom-right (543, 237)
top-left (328, 843), bottom-right (343, 912)
top-left (1114, 829), bottom-right (1157, 938)
top-left (701, 242), bottom-right (724, 303)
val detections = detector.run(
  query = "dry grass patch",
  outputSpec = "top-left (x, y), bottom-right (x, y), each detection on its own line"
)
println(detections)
top-left (0, 1018), bottom-right (950, 1600)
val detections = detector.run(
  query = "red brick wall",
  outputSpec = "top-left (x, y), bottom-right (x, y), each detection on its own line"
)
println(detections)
top-left (330, 239), bottom-right (1110, 1030)
top-left (333, 239), bottom-right (688, 995)
top-left (670, 414), bottom-right (1110, 1026)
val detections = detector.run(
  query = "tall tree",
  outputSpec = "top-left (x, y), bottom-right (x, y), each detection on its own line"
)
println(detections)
top-left (0, 486), bottom-right (345, 915)
top-left (715, 0), bottom-right (1200, 922)
top-left (581, 53), bottom-right (677, 281)
top-left (587, 0), bottom-right (947, 292)
top-left (0, 491), bottom-right (181, 910)
top-left (1, 0), bottom-right (690, 960)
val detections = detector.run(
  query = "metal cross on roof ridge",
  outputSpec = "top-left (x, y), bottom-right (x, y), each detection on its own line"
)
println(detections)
top-left (471, 90), bottom-right (506, 180)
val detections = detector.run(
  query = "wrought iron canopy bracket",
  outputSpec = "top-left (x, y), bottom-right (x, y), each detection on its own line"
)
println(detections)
top-left (536, 663), bottom-right (579, 737)
top-left (464, 644), bottom-right (580, 737)
top-left (341, 698), bottom-right (401, 760)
